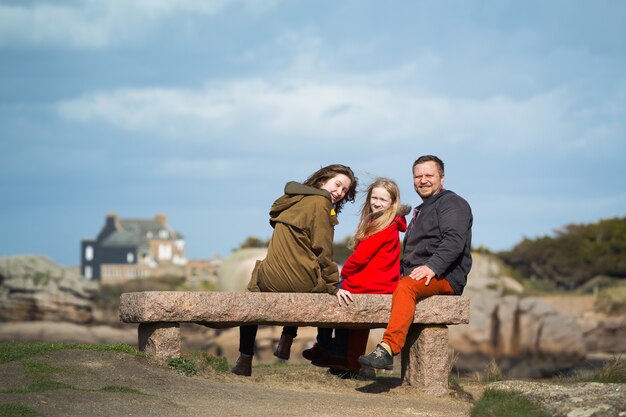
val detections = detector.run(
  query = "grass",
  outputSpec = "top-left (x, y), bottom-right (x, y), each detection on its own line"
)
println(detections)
top-left (559, 356), bottom-right (626, 383)
top-left (202, 354), bottom-right (230, 373)
top-left (0, 341), bottom-right (146, 397)
top-left (448, 374), bottom-right (474, 401)
top-left (168, 357), bottom-right (197, 376)
top-left (0, 342), bottom-right (141, 365)
top-left (176, 351), bottom-right (232, 374)
top-left (470, 389), bottom-right (552, 417)
top-left (2, 380), bottom-right (73, 394)
top-left (0, 403), bottom-right (42, 417)
top-left (21, 359), bottom-right (64, 377)
top-left (476, 360), bottom-right (503, 383)
top-left (100, 385), bottom-right (144, 394)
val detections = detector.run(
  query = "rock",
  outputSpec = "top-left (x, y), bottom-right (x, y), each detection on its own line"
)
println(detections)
top-left (216, 248), bottom-right (267, 292)
top-left (579, 315), bottom-right (626, 353)
top-left (119, 292), bottom-right (469, 328)
top-left (488, 380), bottom-right (626, 417)
top-left (0, 321), bottom-right (136, 345)
top-left (0, 255), bottom-right (97, 323)
top-left (449, 253), bottom-right (587, 377)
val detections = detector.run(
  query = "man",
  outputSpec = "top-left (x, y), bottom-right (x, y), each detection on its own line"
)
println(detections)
top-left (358, 155), bottom-right (473, 369)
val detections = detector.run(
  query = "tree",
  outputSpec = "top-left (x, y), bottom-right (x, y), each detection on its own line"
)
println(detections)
top-left (238, 236), bottom-right (269, 249)
top-left (498, 217), bottom-right (626, 289)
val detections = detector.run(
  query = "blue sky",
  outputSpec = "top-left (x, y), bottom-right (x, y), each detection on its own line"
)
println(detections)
top-left (2, 0), bottom-right (625, 266)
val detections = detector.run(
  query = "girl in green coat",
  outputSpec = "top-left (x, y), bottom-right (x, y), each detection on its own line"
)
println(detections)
top-left (232, 164), bottom-right (358, 376)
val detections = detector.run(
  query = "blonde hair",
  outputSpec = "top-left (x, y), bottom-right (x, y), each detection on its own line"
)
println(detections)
top-left (353, 178), bottom-right (401, 244)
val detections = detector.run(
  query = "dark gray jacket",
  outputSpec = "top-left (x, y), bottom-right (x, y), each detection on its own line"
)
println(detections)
top-left (401, 190), bottom-right (473, 295)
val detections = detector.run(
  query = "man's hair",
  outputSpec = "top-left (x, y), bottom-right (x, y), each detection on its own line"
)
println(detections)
top-left (303, 164), bottom-right (358, 213)
top-left (412, 155), bottom-right (444, 176)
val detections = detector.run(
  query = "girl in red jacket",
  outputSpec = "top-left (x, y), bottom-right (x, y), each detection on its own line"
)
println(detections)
top-left (303, 177), bottom-right (410, 376)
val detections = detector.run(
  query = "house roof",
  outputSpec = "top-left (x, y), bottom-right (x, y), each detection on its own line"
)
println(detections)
top-left (99, 216), bottom-right (184, 249)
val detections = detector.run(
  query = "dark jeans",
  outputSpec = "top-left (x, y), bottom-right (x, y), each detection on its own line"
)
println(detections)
top-left (316, 327), bottom-right (348, 358)
top-left (239, 325), bottom-right (298, 356)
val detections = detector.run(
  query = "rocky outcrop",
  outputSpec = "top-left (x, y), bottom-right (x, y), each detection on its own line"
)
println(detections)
top-left (216, 248), bottom-right (267, 292)
top-left (579, 315), bottom-right (626, 353)
top-left (0, 255), bottom-right (96, 323)
top-left (450, 253), bottom-right (587, 377)
top-left (488, 380), bottom-right (626, 417)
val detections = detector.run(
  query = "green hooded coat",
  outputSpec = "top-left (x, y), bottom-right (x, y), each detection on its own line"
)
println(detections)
top-left (247, 181), bottom-right (340, 295)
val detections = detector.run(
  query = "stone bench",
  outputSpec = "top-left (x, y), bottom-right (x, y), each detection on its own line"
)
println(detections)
top-left (119, 291), bottom-right (469, 396)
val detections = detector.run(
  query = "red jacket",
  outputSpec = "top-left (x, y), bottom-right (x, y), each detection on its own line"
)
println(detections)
top-left (340, 215), bottom-right (407, 294)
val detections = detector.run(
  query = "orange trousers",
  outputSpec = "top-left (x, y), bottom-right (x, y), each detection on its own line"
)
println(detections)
top-left (382, 276), bottom-right (455, 355)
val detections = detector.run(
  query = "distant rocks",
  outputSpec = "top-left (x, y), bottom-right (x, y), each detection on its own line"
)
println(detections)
top-left (216, 248), bottom-right (267, 292)
top-left (0, 255), bottom-right (96, 323)
top-left (450, 253), bottom-right (587, 377)
top-left (579, 314), bottom-right (626, 353)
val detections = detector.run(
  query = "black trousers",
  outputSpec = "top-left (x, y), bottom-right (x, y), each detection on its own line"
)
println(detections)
top-left (239, 325), bottom-right (298, 356)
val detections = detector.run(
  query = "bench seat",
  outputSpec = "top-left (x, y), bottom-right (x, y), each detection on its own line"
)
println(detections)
top-left (119, 291), bottom-right (469, 396)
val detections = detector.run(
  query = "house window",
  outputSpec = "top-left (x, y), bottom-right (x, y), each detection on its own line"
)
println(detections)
top-left (85, 246), bottom-right (94, 261)
top-left (158, 244), bottom-right (172, 260)
top-left (159, 229), bottom-right (169, 239)
top-left (127, 252), bottom-right (134, 263)
top-left (84, 266), bottom-right (92, 279)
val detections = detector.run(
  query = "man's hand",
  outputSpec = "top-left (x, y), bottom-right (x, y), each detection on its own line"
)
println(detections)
top-left (409, 265), bottom-right (436, 285)
top-left (336, 288), bottom-right (353, 305)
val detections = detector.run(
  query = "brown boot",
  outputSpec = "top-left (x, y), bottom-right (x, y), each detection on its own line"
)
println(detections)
top-left (231, 353), bottom-right (253, 376)
top-left (273, 334), bottom-right (294, 360)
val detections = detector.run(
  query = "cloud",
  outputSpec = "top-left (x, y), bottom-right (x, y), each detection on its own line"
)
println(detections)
top-left (56, 74), bottom-right (584, 154)
top-left (160, 157), bottom-right (245, 180)
top-left (0, 0), bottom-right (277, 48)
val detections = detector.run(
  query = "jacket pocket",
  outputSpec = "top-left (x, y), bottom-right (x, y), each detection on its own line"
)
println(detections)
top-left (246, 260), bottom-right (263, 292)
top-left (311, 261), bottom-right (327, 293)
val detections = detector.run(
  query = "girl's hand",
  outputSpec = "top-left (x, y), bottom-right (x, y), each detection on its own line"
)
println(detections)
top-left (336, 288), bottom-right (353, 306)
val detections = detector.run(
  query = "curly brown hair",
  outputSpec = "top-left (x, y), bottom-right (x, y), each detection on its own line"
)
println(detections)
top-left (303, 164), bottom-right (358, 213)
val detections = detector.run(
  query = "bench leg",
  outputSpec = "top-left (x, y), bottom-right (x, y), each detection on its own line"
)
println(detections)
top-left (138, 322), bottom-right (181, 360)
top-left (400, 324), bottom-right (450, 397)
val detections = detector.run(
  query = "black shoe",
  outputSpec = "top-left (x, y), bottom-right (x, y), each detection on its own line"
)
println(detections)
top-left (302, 343), bottom-right (326, 361)
top-left (358, 344), bottom-right (393, 370)
top-left (231, 353), bottom-right (252, 376)
top-left (328, 368), bottom-right (357, 379)
top-left (312, 354), bottom-right (348, 370)
top-left (273, 334), bottom-right (294, 360)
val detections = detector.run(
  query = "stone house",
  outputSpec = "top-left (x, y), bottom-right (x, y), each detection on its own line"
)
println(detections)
top-left (80, 213), bottom-right (187, 283)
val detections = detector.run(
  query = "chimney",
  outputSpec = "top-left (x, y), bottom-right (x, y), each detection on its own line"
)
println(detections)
top-left (105, 212), bottom-right (122, 230)
top-left (155, 214), bottom-right (167, 224)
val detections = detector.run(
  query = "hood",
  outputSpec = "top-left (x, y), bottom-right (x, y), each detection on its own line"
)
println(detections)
top-left (394, 213), bottom-right (408, 232)
top-left (397, 204), bottom-right (412, 217)
top-left (269, 181), bottom-right (331, 218)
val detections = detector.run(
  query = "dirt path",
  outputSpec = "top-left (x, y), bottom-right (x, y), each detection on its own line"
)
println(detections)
top-left (0, 349), bottom-right (473, 417)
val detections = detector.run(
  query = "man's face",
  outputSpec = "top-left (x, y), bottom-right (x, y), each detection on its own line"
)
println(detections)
top-left (413, 161), bottom-right (444, 200)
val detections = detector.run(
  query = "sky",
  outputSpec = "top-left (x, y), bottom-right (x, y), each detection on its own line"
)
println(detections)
top-left (1, 0), bottom-right (625, 266)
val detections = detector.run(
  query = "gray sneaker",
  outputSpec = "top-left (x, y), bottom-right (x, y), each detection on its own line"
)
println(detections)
top-left (358, 344), bottom-right (393, 370)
